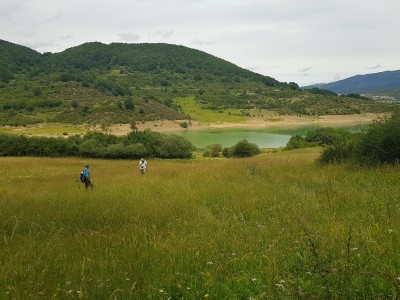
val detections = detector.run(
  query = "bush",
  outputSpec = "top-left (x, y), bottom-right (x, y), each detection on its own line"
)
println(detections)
top-left (305, 127), bottom-right (352, 145)
top-left (285, 135), bottom-right (313, 150)
top-left (156, 134), bottom-right (194, 159)
top-left (222, 147), bottom-right (232, 157)
top-left (318, 134), bottom-right (362, 164)
top-left (285, 127), bottom-right (353, 150)
top-left (357, 113), bottom-right (400, 165)
top-left (318, 113), bottom-right (400, 166)
top-left (203, 144), bottom-right (223, 157)
top-left (224, 139), bottom-right (260, 158)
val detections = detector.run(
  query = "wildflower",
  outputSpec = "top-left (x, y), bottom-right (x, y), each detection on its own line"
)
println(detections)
top-left (388, 229), bottom-right (394, 233)
top-left (231, 252), bottom-right (237, 257)
top-left (204, 294), bottom-right (209, 298)
top-left (159, 289), bottom-right (164, 293)
top-left (252, 278), bottom-right (257, 282)
top-left (207, 261), bottom-right (213, 265)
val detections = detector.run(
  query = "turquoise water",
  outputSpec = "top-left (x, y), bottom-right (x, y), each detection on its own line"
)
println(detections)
top-left (168, 125), bottom-right (366, 148)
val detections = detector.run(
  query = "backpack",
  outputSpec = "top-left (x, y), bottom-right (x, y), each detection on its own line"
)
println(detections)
top-left (79, 171), bottom-right (87, 183)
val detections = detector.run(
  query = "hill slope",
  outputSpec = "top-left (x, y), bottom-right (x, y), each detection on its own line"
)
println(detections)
top-left (302, 70), bottom-right (400, 94)
top-left (0, 40), bottom-right (396, 126)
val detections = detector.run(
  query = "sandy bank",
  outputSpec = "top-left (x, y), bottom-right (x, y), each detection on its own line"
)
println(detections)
top-left (104, 113), bottom-right (382, 135)
top-left (1, 113), bottom-right (384, 137)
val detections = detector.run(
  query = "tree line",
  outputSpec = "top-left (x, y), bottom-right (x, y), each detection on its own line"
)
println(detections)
top-left (0, 130), bottom-right (194, 159)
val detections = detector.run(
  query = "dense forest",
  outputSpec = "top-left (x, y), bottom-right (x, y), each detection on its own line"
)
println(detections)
top-left (0, 39), bottom-right (397, 126)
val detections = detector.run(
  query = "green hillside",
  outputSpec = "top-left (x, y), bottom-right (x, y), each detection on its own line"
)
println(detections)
top-left (0, 40), bottom-right (396, 126)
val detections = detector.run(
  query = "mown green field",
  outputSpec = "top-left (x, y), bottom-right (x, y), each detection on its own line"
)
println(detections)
top-left (1, 150), bottom-right (399, 299)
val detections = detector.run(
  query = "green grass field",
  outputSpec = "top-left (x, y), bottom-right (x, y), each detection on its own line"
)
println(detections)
top-left (1, 150), bottom-right (399, 299)
top-left (174, 96), bottom-right (248, 123)
top-left (0, 124), bottom-right (86, 136)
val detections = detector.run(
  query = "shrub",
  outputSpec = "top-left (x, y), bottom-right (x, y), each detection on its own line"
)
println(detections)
top-left (318, 113), bottom-right (400, 166)
top-left (318, 134), bottom-right (362, 164)
top-left (305, 127), bottom-right (352, 145)
top-left (357, 113), bottom-right (400, 165)
top-left (203, 144), bottom-right (223, 157)
top-left (124, 98), bottom-right (135, 110)
top-left (285, 135), bottom-right (312, 150)
top-left (285, 127), bottom-right (353, 150)
top-left (222, 147), bottom-right (232, 157)
top-left (156, 134), bottom-right (194, 159)
top-left (225, 139), bottom-right (260, 158)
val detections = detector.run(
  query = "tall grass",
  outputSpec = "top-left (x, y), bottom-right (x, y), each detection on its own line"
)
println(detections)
top-left (0, 150), bottom-right (399, 299)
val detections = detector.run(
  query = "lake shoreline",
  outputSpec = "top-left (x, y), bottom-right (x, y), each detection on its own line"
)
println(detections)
top-left (126, 113), bottom-right (382, 134)
top-left (0, 113), bottom-right (384, 137)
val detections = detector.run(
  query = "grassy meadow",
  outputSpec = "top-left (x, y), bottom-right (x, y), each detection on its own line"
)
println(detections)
top-left (0, 149), bottom-right (400, 299)
top-left (0, 124), bottom-right (86, 136)
top-left (174, 97), bottom-right (248, 123)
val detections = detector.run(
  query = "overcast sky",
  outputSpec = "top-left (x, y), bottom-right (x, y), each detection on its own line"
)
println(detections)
top-left (1, 0), bottom-right (399, 86)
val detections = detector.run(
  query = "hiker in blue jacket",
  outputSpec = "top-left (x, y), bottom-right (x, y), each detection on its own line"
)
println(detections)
top-left (82, 164), bottom-right (94, 189)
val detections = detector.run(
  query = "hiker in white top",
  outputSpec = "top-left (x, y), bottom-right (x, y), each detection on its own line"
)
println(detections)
top-left (139, 158), bottom-right (147, 174)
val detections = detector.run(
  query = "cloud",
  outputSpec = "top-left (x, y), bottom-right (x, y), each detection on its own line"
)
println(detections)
top-left (191, 39), bottom-right (217, 46)
top-left (299, 67), bottom-right (312, 73)
top-left (366, 64), bottom-right (382, 70)
top-left (150, 29), bottom-right (174, 39)
top-left (117, 32), bottom-right (141, 42)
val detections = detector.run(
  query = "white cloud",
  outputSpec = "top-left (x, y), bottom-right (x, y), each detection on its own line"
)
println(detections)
top-left (366, 64), bottom-right (382, 70)
top-left (299, 67), bottom-right (312, 73)
top-left (149, 29), bottom-right (175, 39)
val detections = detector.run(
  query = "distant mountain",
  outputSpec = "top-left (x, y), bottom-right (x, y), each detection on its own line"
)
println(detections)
top-left (0, 39), bottom-right (396, 126)
top-left (302, 70), bottom-right (400, 94)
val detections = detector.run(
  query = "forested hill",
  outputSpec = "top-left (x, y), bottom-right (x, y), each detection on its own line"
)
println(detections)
top-left (46, 42), bottom-right (280, 85)
top-left (0, 40), bottom-right (42, 82)
top-left (0, 39), bottom-right (395, 126)
top-left (0, 40), bottom-right (279, 86)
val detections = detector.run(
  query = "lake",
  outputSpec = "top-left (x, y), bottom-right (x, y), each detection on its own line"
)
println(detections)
top-left (169, 125), bottom-right (366, 148)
